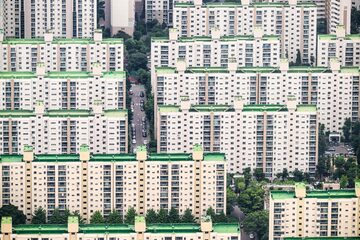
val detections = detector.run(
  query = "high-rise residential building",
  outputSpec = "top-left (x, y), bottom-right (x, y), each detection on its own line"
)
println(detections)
top-left (353, 0), bottom-right (360, 9)
top-left (154, 58), bottom-right (359, 134)
top-left (0, 30), bottom-right (124, 72)
top-left (269, 182), bottom-right (360, 240)
top-left (250, 0), bottom-right (326, 20)
top-left (1, 0), bottom-right (96, 38)
top-left (157, 97), bottom-right (318, 178)
top-left (0, 64), bottom-right (126, 111)
top-left (0, 216), bottom-right (241, 239)
top-left (104, 0), bottom-right (135, 36)
top-left (325, 0), bottom-right (352, 34)
top-left (317, 25), bottom-right (360, 67)
top-left (0, 102), bottom-right (128, 155)
top-left (145, 0), bottom-right (190, 25)
top-left (0, 145), bottom-right (226, 222)
top-left (172, 0), bottom-right (317, 64)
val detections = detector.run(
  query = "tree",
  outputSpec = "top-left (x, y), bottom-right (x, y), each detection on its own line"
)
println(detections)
top-left (107, 210), bottom-right (122, 224)
top-left (90, 211), bottom-right (105, 224)
top-left (0, 204), bottom-right (26, 225)
top-left (295, 49), bottom-right (302, 65)
top-left (243, 167), bottom-right (252, 187)
top-left (343, 118), bottom-right (352, 142)
top-left (351, 7), bottom-right (360, 34)
top-left (238, 181), bottom-right (265, 214)
top-left (340, 175), bottom-right (348, 189)
top-left (127, 52), bottom-right (148, 74)
top-left (318, 124), bottom-right (327, 158)
top-left (124, 207), bottom-right (137, 224)
top-left (242, 210), bottom-right (269, 240)
top-left (334, 157), bottom-right (346, 179)
top-left (281, 168), bottom-right (289, 181)
top-left (168, 208), bottom-right (180, 223)
top-left (71, 211), bottom-right (85, 224)
top-left (48, 208), bottom-right (70, 224)
top-left (253, 168), bottom-right (265, 181)
top-left (32, 207), bottom-right (46, 224)
top-left (113, 30), bottom-right (131, 39)
top-left (316, 157), bottom-right (331, 181)
top-left (145, 209), bottom-right (158, 224)
top-left (226, 187), bottom-right (237, 205)
top-left (181, 209), bottom-right (195, 223)
top-left (157, 208), bottom-right (169, 223)
top-left (206, 207), bottom-right (216, 222)
top-left (214, 212), bottom-right (228, 223)
top-left (292, 169), bottom-right (304, 182)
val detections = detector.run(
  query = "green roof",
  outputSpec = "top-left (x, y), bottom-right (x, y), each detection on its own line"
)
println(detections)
top-left (47, 110), bottom-right (92, 117)
top-left (90, 154), bottom-right (136, 162)
top-left (2, 37), bottom-right (123, 45)
top-left (0, 71), bottom-right (126, 79)
top-left (271, 189), bottom-right (358, 200)
top-left (191, 105), bottom-right (233, 112)
top-left (296, 105), bottom-right (317, 112)
top-left (175, 1), bottom-right (315, 8)
top-left (203, 153), bottom-right (226, 161)
top-left (34, 154), bottom-right (80, 162)
top-left (0, 155), bottom-right (23, 163)
top-left (242, 105), bottom-right (288, 112)
top-left (14, 224), bottom-right (68, 234)
top-left (158, 105), bottom-right (181, 112)
top-left (152, 34), bottom-right (279, 43)
top-left (103, 110), bottom-right (128, 118)
top-left (319, 34), bottom-right (360, 41)
top-left (0, 110), bottom-right (35, 118)
top-left (11, 222), bottom-right (239, 235)
top-left (213, 223), bottom-right (239, 234)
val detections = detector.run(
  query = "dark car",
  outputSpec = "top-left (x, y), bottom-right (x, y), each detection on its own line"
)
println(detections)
top-left (140, 92), bottom-right (145, 97)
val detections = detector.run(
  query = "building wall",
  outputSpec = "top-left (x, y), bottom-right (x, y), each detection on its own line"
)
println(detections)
top-left (105, 0), bottom-right (135, 36)
top-left (172, 0), bottom-right (317, 64)
top-left (0, 147), bottom-right (226, 223)
top-left (325, 0), bottom-right (352, 34)
top-left (0, 31), bottom-right (124, 72)
top-left (0, 72), bottom-right (126, 111)
top-left (157, 100), bottom-right (317, 177)
top-left (2, 0), bottom-right (97, 38)
top-left (154, 61), bottom-right (359, 133)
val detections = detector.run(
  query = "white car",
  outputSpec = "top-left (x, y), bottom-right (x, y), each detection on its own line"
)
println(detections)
top-left (132, 139), bottom-right (136, 144)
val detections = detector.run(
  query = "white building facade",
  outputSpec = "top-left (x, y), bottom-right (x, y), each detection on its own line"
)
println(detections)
top-left (105, 0), bottom-right (135, 36)
top-left (157, 97), bottom-right (318, 178)
top-left (1, 0), bottom-right (97, 38)
top-left (0, 30), bottom-right (124, 72)
top-left (172, 0), bottom-right (317, 64)
top-left (0, 145), bottom-right (226, 222)
top-left (270, 183), bottom-right (360, 240)
top-left (0, 102), bottom-right (128, 155)
top-left (325, 0), bottom-right (352, 34)
top-left (154, 58), bottom-right (359, 133)
top-left (317, 26), bottom-right (360, 67)
top-left (0, 65), bottom-right (126, 111)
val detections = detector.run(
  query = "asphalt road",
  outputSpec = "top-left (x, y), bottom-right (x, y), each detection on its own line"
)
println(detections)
top-left (130, 84), bottom-right (149, 152)
top-left (231, 205), bottom-right (254, 240)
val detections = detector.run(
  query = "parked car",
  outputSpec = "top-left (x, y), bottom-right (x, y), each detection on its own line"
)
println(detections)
top-left (140, 91), bottom-right (145, 97)
top-left (132, 139), bottom-right (136, 144)
top-left (142, 131), bottom-right (147, 137)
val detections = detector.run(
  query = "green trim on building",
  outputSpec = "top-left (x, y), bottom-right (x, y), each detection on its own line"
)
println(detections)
top-left (152, 34), bottom-right (279, 43)
top-left (0, 110), bottom-right (36, 118)
top-left (14, 224), bottom-right (68, 234)
top-left (34, 154), bottom-right (81, 162)
top-left (174, 1), bottom-right (315, 8)
top-left (0, 71), bottom-right (126, 79)
top-left (0, 72), bottom-right (36, 79)
top-left (2, 38), bottom-right (123, 45)
top-left (46, 110), bottom-right (92, 117)
top-left (0, 155), bottom-right (23, 163)
top-left (271, 189), bottom-right (358, 200)
top-left (284, 238), bottom-right (360, 240)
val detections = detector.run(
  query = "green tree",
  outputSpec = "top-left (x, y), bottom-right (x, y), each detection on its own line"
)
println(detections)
top-left (113, 30), bottom-right (131, 39)
top-left (168, 208), bottom-right (180, 223)
top-left (145, 209), bottom-right (158, 224)
top-left (107, 210), bottom-right (122, 224)
top-left (334, 156), bottom-right (346, 179)
top-left (318, 124), bottom-right (327, 158)
top-left (32, 207), bottom-right (46, 224)
top-left (242, 210), bottom-right (269, 240)
top-left (238, 181), bottom-right (265, 214)
top-left (340, 175), bottom-right (348, 189)
top-left (90, 211), bottom-right (105, 224)
top-left (227, 187), bottom-right (237, 205)
top-left (316, 157), bottom-right (331, 181)
top-left (0, 204), bottom-right (26, 225)
top-left (281, 168), bottom-right (289, 181)
top-left (71, 211), bottom-right (85, 224)
top-left (206, 207), bottom-right (216, 222)
top-left (295, 50), bottom-right (302, 65)
top-left (48, 209), bottom-right (70, 224)
top-left (243, 167), bottom-right (252, 187)
top-left (351, 7), bottom-right (360, 34)
top-left (124, 207), bottom-right (137, 224)
top-left (343, 118), bottom-right (352, 142)
top-left (292, 169), bottom-right (304, 182)
top-left (157, 208), bottom-right (169, 223)
top-left (181, 209), bottom-right (195, 223)
top-left (214, 212), bottom-right (228, 223)
top-left (253, 168), bottom-right (265, 181)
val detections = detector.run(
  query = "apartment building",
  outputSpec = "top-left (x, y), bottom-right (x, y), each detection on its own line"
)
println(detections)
top-left (269, 182), bottom-right (360, 239)
top-left (325, 0), bottom-right (352, 34)
top-left (157, 97), bottom-right (318, 178)
top-left (1, 0), bottom-right (96, 38)
top-left (104, 0), bottom-right (135, 36)
top-left (145, 0), bottom-right (190, 25)
top-left (0, 30), bottom-right (124, 72)
top-left (250, 0), bottom-right (326, 20)
top-left (353, 0), bottom-right (360, 10)
top-left (0, 144), bottom-right (226, 223)
top-left (154, 58), bottom-right (359, 133)
top-left (0, 64), bottom-right (126, 111)
top-left (172, 0), bottom-right (317, 64)
top-left (0, 216), bottom-right (240, 240)
top-left (317, 25), bottom-right (360, 67)
top-left (0, 102), bottom-right (128, 155)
